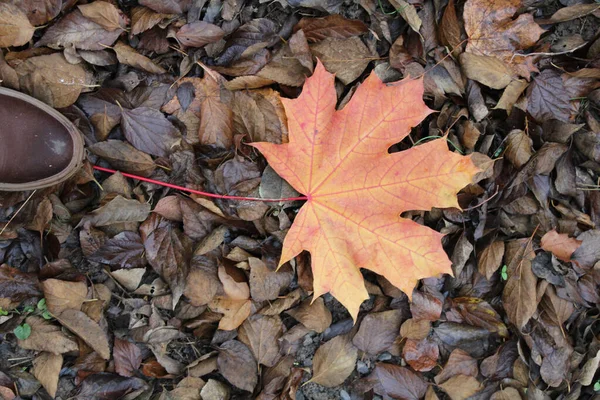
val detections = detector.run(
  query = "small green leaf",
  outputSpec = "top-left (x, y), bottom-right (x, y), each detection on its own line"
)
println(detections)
top-left (22, 306), bottom-right (35, 314)
top-left (42, 310), bottom-right (52, 320)
top-left (501, 265), bottom-right (508, 281)
top-left (13, 323), bottom-right (32, 340)
top-left (0, 307), bottom-right (8, 316)
top-left (594, 380), bottom-right (600, 392)
top-left (37, 298), bottom-right (47, 311)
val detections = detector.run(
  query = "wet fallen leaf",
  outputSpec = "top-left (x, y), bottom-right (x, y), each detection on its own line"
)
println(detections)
top-left (310, 335), bottom-right (357, 387)
top-left (89, 140), bottom-right (156, 177)
top-left (400, 318), bottom-right (431, 340)
top-left (477, 241), bottom-right (505, 280)
top-left (0, 264), bottom-right (41, 302)
top-left (252, 61), bottom-right (478, 319)
top-left (402, 338), bottom-right (439, 372)
top-left (71, 373), bottom-right (147, 399)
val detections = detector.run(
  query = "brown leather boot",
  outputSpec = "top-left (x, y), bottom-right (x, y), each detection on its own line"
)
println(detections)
top-left (0, 87), bottom-right (85, 191)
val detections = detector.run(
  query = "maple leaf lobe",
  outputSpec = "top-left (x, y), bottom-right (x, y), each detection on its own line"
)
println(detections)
top-left (252, 61), bottom-right (479, 319)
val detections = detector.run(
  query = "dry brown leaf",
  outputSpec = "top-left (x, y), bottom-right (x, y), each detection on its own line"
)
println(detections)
top-left (113, 41), bottom-right (166, 74)
top-left (286, 297), bottom-right (332, 333)
top-left (434, 349), bottom-right (478, 384)
top-left (439, 374), bottom-right (483, 400)
top-left (248, 257), bottom-right (291, 302)
top-left (114, 337), bottom-right (142, 377)
top-left (400, 318), bottom-right (431, 340)
top-left (238, 315), bottom-right (283, 367)
top-left (42, 279), bottom-right (87, 315)
top-left (111, 268), bottom-right (146, 291)
top-left (89, 140), bottom-right (156, 177)
top-left (547, 4), bottom-right (600, 23)
top-left (32, 352), bottom-right (62, 398)
top-left (218, 264), bottom-right (250, 300)
top-left (577, 349), bottom-right (600, 386)
top-left (209, 297), bottom-right (252, 330)
top-left (176, 21), bottom-right (225, 47)
top-left (25, 197), bottom-right (52, 234)
top-left (78, 1), bottom-right (125, 31)
top-left (15, 53), bottom-right (87, 108)
top-left (352, 310), bottom-right (403, 355)
top-left (310, 335), bottom-right (358, 387)
top-left (131, 6), bottom-right (174, 35)
top-left (0, 3), bottom-right (35, 48)
top-left (56, 309), bottom-right (111, 359)
top-left (477, 241), bottom-right (505, 280)
top-left (459, 53), bottom-right (513, 89)
top-left (439, 0), bottom-right (462, 55)
top-left (310, 37), bottom-right (372, 85)
top-left (505, 130), bottom-right (533, 169)
top-left (389, 0), bottom-right (421, 33)
top-left (18, 316), bottom-right (78, 354)
top-left (464, 0), bottom-right (544, 78)
top-left (541, 229), bottom-right (582, 262)
top-left (184, 265), bottom-right (221, 306)
top-left (490, 387), bottom-right (522, 400)
top-left (503, 239), bottom-right (537, 329)
top-left (218, 340), bottom-right (258, 392)
top-left (494, 79), bottom-right (529, 111)
top-left (294, 15), bottom-right (368, 42)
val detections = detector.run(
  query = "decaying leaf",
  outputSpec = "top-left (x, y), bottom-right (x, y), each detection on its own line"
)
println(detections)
top-left (309, 335), bottom-right (357, 387)
top-left (252, 61), bottom-right (478, 319)
top-left (114, 338), bottom-right (142, 377)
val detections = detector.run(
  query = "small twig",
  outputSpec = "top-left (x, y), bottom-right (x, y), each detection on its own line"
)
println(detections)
top-left (511, 41), bottom-right (589, 59)
top-left (0, 190), bottom-right (37, 236)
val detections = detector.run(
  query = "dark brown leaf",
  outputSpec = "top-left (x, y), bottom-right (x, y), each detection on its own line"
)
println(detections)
top-left (352, 310), bottom-right (403, 356)
top-left (121, 107), bottom-right (181, 157)
top-left (139, 0), bottom-right (188, 14)
top-left (184, 257), bottom-right (221, 306)
top-left (72, 373), bottom-right (147, 399)
top-left (477, 241), bottom-right (505, 280)
top-left (503, 239), bottom-right (537, 329)
top-left (86, 196), bottom-right (151, 227)
top-left (113, 338), bottom-right (142, 377)
top-left (294, 15), bottom-right (368, 43)
top-left (89, 140), bottom-right (156, 177)
top-left (89, 231), bottom-right (146, 269)
top-left (176, 21), bottom-right (225, 47)
top-left (527, 69), bottom-right (572, 123)
top-left (451, 297), bottom-right (508, 337)
top-left (217, 340), bottom-right (258, 392)
top-left (248, 257), bottom-right (292, 302)
top-left (402, 338), bottom-right (439, 372)
top-left (238, 315), bottom-right (283, 367)
top-left (17, 0), bottom-right (62, 26)
top-left (0, 264), bottom-right (41, 301)
top-left (400, 318), bottom-right (431, 340)
top-left (38, 10), bottom-right (122, 50)
top-left (434, 349), bottom-right (478, 384)
top-left (371, 363), bottom-right (428, 400)
top-left (410, 291), bottom-right (442, 321)
top-left (140, 214), bottom-right (192, 308)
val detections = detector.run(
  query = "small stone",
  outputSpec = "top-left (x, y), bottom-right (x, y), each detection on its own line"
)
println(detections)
top-left (377, 352), bottom-right (392, 361)
top-left (303, 335), bottom-right (313, 347)
top-left (304, 358), bottom-right (313, 367)
top-left (340, 389), bottom-right (351, 400)
top-left (356, 360), bottom-right (370, 374)
top-left (200, 379), bottom-right (230, 400)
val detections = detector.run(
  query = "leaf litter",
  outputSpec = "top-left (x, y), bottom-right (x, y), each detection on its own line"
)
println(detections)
top-left (1, 0), bottom-right (600, 399)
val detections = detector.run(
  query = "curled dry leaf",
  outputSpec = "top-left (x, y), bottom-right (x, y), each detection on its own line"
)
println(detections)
top-left (41, 278), bottom-right (87, 315)
top-left (89, 140), bottom-right (156, 177)
top-left (56, 309), bottom-right (111, 359)
top-left (352, 309), bottom-right (403, 355)
top-left (217, 340), bottom-right (258, 392)
top-left (32, 352), bottom-right (62, 398)
top-left (0, 3), bottom-right (35, 47)
top-left (18, 316), bottom-right (78, 354)
top-left (310, 335), bottom-right (358, 387)
top-left (113, 41), bottom-right (167, 74)
top-left (286, 297), bottom-right (332, 333)
top-left (540, 229), bottom-right (582, 262)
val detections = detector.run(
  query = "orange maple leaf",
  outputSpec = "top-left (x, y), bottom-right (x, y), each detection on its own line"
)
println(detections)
top-left (252, 62), bottom-right (479, 319)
